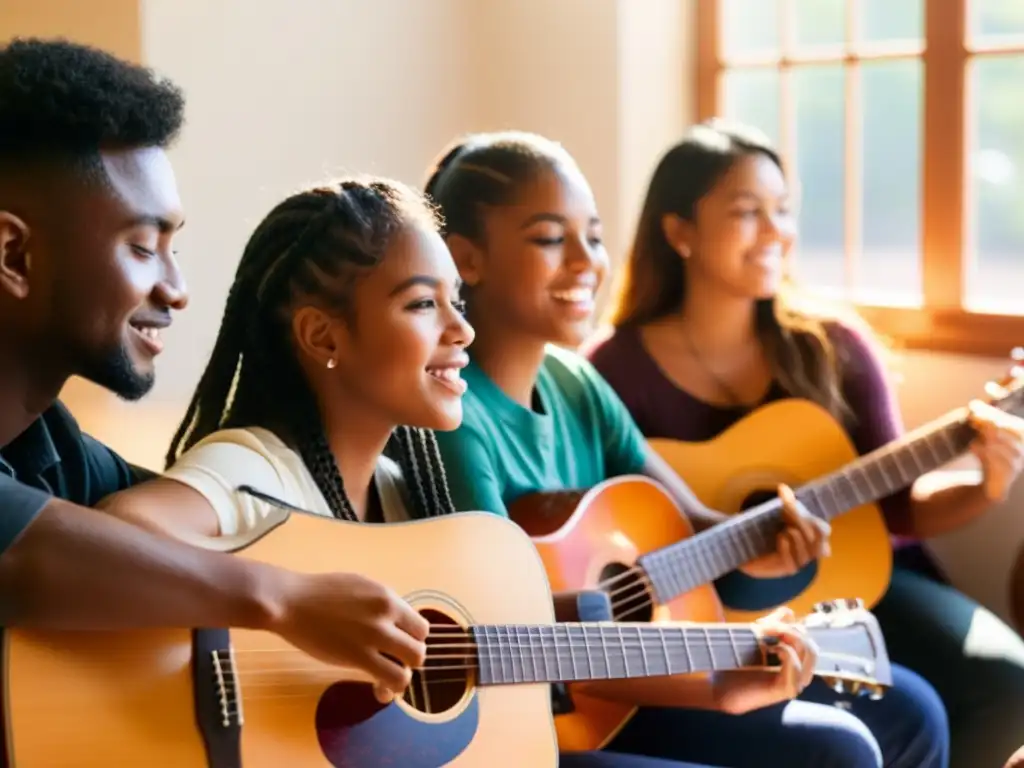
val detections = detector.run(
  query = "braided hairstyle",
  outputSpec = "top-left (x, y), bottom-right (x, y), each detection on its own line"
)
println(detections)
top-left (166, 177), bottom-right (456, 520)
top-left (423, 131), bottom-right (578, 242)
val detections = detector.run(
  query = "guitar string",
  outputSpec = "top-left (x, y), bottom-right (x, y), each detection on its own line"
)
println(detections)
top-left (219, 489), bottom-right (840, 661)
top-left (584, 395), bottom-right (998, 618)
top-left (69, 634), bottom-right (775, 662)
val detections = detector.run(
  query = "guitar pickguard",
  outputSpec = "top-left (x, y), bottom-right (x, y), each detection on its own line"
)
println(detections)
top-left (316, 682), bottom-right (479, 768)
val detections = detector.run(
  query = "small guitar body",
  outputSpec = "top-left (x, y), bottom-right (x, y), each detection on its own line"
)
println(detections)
top-left (4, 512), bottom-right (560, 767)
top-left (508, 477), bottom-right (725, 751)
top-left (649, 399), bottom-right (893, 623)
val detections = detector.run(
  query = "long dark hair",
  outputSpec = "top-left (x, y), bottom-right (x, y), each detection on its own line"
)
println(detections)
top-left (608, 119), bottom-right (851, 420)
top-left (166, 177), bottom-right (455, 520)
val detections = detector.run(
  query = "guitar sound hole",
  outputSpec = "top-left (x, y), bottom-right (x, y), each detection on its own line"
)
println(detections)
top-left (741, 489), bottom-right (778, 511)
top-left (403, 608), bottom-right (472, 715)
top-left (599, 562), bottom-right (654, 623)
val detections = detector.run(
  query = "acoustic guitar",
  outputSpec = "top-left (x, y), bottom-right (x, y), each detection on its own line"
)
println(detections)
top-left (3, 509), bottom-right (889, 767)
top-left (508, 371), bottom-right (1024, 750)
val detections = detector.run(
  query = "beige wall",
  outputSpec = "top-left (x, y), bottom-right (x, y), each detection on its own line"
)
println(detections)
top-left (5, 0), bottom-right (1022, 621)
top-left (68, 0), bottom-right (698, 470)
top-left (0, 0), bottom-right (140, 60)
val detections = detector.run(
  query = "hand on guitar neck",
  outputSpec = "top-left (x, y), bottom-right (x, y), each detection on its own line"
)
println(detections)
top-left (644, 448), bottom-right (830, 579)
top-left (711, 606), bottom-right (818, 713)
top-left (736, 484), bottom-right (832, 579)
top-left (574, 606), bottom-right (820, 714)
top-left (968, 397), bottom-right (1024, 504)
top-left (901, 358), bottom-right (1024, 538)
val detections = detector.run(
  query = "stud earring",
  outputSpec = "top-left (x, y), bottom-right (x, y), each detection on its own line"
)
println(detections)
top-left (326, 358), bottom-right (337, 369)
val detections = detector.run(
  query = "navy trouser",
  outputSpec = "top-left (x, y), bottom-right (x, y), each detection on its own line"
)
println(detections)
top-left (874, 559), bottom-right (1024, 768)
top-left (561, 663), bottom-right (948, 768)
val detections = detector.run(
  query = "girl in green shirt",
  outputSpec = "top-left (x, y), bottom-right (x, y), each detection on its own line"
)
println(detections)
top-left (426, 131), bottom-right (947, 768)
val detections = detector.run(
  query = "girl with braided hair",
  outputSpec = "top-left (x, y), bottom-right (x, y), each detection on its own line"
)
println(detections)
top-left (99, 175), bottom-right (471, 699)
top-left (106, 175), bottom-right (468, 531)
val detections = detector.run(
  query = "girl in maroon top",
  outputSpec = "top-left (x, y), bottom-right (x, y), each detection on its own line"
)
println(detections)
top-left (587, 118), bottom-right (1024, 768)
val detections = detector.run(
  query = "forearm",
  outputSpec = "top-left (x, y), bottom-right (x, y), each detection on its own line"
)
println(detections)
top-left (0, 498), bottom-right (282, 631)
top-left (909, 474), bottom-right (992, 538)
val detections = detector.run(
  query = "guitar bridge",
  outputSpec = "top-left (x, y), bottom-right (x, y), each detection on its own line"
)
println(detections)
top-left (192, 629), bottom-right (243, 768)
top-left (212, 648), bottom-right (244, 728)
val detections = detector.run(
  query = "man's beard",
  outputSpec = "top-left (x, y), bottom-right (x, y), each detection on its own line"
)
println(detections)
top-left (78, 342), bottom-right (155, 402)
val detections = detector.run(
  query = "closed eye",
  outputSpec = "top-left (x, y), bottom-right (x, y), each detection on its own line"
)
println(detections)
top-left (131, 244), bottom-right (157, 258)
top-left (407, 298), bottom-right (437, 311)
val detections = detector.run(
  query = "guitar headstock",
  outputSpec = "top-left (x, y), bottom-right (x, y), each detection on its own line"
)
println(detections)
top-left (803, 598), bottom-right (892, 700)
top-left (984, 347), bottom-right (1024, 417)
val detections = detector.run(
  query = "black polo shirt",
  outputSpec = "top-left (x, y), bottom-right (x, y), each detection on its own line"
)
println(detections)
top-left (0, 401), bottom-right (154, 554)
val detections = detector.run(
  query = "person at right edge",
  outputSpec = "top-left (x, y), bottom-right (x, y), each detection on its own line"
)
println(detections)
top-left (588, 118), bottom-right (1024, 768)
top-left (427, 129), bottom-right (948, 768)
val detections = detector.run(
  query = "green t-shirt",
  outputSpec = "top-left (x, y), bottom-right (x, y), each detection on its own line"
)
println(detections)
top-left (435, 345), bottom-right (649, 515)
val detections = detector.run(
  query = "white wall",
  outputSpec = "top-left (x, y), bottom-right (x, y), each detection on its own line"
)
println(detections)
top-left (142, 0), bottom-right (479, 405)
top-left (69, 0), bottom-right (696, 466)
top-left (53, 0), bottom-right (1023, 622)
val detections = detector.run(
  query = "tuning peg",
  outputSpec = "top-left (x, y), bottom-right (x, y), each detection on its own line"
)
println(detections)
top-left (986, 379), bottom-right (1012, 401)
top-left (840, 598), bottom-right (864, 610)
top-left (1011, 347), bottom-right (1024, 363)
top-left (867, 684), bottom-right (885, 701)
top-left (812, 600), bottom-right (838, 614)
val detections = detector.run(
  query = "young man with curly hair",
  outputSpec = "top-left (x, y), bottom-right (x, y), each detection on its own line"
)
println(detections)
top-left (0, 38), bottom-right (430, 708)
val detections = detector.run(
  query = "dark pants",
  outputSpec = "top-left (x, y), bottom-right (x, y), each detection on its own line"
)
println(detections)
top-left (560, 753), bottom-right (711, 768)
top-left (561, 663), bottom-right (947, 768)
top-left (874, 561), bottom-right (1024, 768)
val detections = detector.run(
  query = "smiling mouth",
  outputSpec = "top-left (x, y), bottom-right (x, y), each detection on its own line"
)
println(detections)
top-left (129, 322), bottom-right (166, 355)
top-left (551, 287), bottom-right (595, 303)
top-left (427, 366), bottom-right (468, 395)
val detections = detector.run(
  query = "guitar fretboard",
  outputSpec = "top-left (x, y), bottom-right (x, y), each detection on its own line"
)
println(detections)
top-left (469, 623), bottom-right (761, 685)
top-left (638, 408), bottom-right (983, 603)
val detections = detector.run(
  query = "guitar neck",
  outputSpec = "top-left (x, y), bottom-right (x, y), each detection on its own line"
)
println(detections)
top-left (640, 410), bottom-right (976, 599)
top-left (468, 618), bottom-right (880, 686)
top-left (469, 622), bottom-right (762, 685)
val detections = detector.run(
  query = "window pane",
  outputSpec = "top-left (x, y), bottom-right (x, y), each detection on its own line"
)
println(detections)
top-left (794, 0), bottom-right (845, 49)
top-left (722, 0), bottom-right (780, 58)
top-left (722, 69), bottom-right (781, 146)
top-left (792, 66), bottom-right (846, 294)
top-left (859, 60), bottom-right (923, 305)
top-left (966, 55), bottom-right (1024, 314)
top-left (860, 0), bottom-right (923, 43)
top-left (970, 0), bottom-right (1024, 41)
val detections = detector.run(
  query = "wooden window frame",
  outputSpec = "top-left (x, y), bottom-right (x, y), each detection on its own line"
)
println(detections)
top-left (696, 0), bottom-right (1024, 359)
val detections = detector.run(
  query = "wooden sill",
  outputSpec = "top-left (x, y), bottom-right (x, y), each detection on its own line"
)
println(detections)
top-left (856, 306), bottom-right (1024, 360)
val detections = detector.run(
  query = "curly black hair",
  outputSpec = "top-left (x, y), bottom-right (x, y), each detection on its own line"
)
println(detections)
top-left (0, 38), bottom-right (184, 173)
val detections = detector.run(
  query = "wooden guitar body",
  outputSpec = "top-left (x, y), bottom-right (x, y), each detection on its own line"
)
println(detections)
top-left (509, 476), bottom-right (724, 752)
top-left (648, 398), bottom-right (893, 622)
top-left (4, 512), bottom-right (559, 767)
